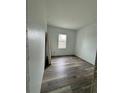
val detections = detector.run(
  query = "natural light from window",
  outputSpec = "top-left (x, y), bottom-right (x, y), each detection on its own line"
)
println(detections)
top-left (58, 34), bottom-right (67, 49)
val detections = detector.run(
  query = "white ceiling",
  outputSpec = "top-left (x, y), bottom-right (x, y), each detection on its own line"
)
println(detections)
top-left (46, 0), bottom-right (97, 30)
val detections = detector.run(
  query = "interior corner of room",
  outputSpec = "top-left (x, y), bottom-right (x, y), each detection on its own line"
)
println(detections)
top-left (47, 24), bottom-right (97, 65)
top-left (27, 0), bottom-right (97, 93)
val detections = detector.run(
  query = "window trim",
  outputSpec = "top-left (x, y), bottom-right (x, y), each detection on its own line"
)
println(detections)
top-left (58, 34), bottom-right (67, 49)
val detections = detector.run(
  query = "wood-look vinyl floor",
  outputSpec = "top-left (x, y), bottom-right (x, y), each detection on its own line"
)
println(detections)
top-left (41, 56), bottom-right (96, 93)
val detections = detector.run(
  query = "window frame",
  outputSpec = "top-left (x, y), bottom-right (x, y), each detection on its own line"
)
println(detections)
top-left (58, 34), bottom-right (67, 49)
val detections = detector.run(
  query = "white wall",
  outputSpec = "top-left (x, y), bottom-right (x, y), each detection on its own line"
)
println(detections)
top-left (76, 24), bottom-right (97, 65)
top-left (48, 25), bottom-right (76, 56)
top-left (27, 0), bottom-right (47, 93)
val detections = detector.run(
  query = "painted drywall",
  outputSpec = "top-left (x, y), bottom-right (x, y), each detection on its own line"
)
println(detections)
top-left (27, 0), bottom-right (47, 93)
top-left (48, 25), bottom-right (76, 56)
top-left (76, 24), bottom-right (97, 65)
top-left (46, 0), bottom-right (97, 29)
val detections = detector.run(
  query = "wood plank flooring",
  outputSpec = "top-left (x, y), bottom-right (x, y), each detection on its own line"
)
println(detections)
top-left (41, 56), bottom-right (96, 93)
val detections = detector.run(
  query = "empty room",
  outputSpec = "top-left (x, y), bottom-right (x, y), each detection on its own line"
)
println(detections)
top-left (27, 0), bottom-right (97, 93)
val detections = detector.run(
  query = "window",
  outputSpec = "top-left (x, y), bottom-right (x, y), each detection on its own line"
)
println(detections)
top-left (58, 34), bottom-right (67, 49)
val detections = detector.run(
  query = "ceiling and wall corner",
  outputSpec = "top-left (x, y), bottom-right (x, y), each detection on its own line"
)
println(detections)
top-left (46, 0), bottom-right (97, 64)
top-left (46, 0), bottom-right (97, 30)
